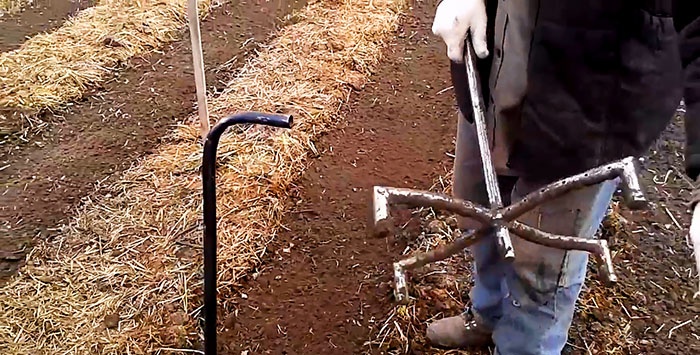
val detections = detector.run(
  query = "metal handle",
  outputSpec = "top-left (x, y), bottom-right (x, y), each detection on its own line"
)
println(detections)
top-left (463, 36), bottom-right (515, 260)
top-left (202, 111), bottom-right (292, 355)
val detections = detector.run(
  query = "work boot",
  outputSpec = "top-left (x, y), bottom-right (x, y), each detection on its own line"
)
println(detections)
top-left (426, 309), bottom-right (493, 349)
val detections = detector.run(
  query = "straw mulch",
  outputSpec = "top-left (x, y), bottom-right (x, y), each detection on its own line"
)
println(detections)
top-left (0, 0), bottom-right (213, 130)
top-left (0, 0), bottom-right (406, 353)
top-left (0, 0), bottom-right (25, 14)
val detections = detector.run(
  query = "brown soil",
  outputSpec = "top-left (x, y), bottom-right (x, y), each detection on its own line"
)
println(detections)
top-left (222, 2), bottom-right (700, 355)
top-left (0, 0), bottom-right (96, 53)
top-left (567, 112), bottom-right (700, 354)
top-left (0, 0), bottom-right (306, 281)
top-left (220, 3), bottom-right (458, 354)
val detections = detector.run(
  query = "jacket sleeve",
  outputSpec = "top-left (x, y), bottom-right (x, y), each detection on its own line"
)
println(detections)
top-left (676, 4), bottom-right (700, 180)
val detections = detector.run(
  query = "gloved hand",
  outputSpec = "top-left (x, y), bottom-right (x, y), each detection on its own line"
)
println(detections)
top-left (431, 0), bottom-right (489, 63)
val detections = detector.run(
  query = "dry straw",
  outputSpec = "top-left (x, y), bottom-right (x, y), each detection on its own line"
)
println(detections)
top-left (0, 0), bottom-right (407, 353)
top-left (0, 0), bottom-right (25, 14)
top-left (0, 0), bottom-right (214, 130)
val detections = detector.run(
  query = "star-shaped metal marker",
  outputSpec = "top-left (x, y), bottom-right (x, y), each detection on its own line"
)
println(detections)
top-left (369, 38), bottom-right (648, 303)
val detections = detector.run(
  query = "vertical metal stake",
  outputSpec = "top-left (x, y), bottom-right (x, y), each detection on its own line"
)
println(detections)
top-left (201, 112), bottom-right (292, 355)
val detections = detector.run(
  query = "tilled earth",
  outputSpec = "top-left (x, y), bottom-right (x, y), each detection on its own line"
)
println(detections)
top-left (221, 3), bottom-right (457, 353)
top-left (226, 2), bottom-right (699, 355)
top-left (0, 0), bottom-right (96, 52)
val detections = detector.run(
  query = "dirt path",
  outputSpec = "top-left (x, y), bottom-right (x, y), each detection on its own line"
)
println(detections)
top-left (0, 0), bottom-right (95, 52)
top-left (222, 3), bottom-right (458, 353)
top-left (0, 0), bottom-right (305, 281)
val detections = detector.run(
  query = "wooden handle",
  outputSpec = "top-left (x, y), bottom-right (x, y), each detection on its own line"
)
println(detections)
top-left (187, 0), bottom-right (210, 141)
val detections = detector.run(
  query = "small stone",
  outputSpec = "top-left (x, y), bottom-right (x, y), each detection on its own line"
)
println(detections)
top-left (329, 40), bottom-right (345, 51)
top-left (427, 220), bottom-right (443, 234)
top-left (103, 313), bottom-right (120, 329)
top-left (102, 36), bottom-right (124, 48)
top-left (170, 311), bottom-right (186, 325)
top-left (36, 275), bottom-right (53, 283)
top-left (372, 218), bottom-right (394, 238)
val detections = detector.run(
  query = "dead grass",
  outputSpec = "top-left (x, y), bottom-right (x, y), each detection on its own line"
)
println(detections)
top-left (0, 0), bottom-right (407, 353)
top-left (0, 0), bottom-right (25, 14)
top-left (0, 0), bottom-right (215, 130)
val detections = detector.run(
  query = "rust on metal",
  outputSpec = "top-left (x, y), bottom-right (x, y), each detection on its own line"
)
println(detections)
top-left (372, 156), bottom-right (647, 303)
top-left (373, 37), bottom-right (648, 303)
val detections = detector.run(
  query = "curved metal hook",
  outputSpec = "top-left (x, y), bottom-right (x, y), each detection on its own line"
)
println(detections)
top-left (202, 111), bottom-right (292, 355)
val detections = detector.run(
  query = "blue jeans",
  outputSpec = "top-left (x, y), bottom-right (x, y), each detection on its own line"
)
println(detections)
top-left (472, 178), bottom-right (618, 355)
top-left (452, 114), bottom-right (618, 354)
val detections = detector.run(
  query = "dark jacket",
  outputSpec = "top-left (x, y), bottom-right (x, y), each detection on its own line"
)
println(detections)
top-left (452, 0), bottom-right (700, 182)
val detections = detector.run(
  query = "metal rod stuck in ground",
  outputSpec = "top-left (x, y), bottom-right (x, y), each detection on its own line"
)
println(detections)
top-left (202, 112), bottom-right (292, 355)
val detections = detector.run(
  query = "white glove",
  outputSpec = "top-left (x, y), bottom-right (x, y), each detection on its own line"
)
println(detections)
top-left (689, 203), bottom-right (700, 298)
top-left (431, 0), bottom-right (489, 63)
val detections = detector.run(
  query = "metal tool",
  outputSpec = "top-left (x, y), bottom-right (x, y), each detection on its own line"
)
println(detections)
top-left (202, 112), bottom-right (292, 355)
top-left (370, 37), bottom-right (648, 303)
top-left (462, 32), bottom-right (514, 262)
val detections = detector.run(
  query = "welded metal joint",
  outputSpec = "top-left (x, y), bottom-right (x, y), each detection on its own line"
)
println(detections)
top-left (371, 156), bottom-right (647, 303)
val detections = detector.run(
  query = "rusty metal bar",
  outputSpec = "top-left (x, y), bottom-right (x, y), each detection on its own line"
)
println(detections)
top-left (395, 229), bottom-right (489, 270)
top-left (392, 228), bottom-right (488, 302)
top-left (508, 221), bottom-right (605, 255)
top-left (371, 157), bottom-right (646, 236)
top-left (502, 157), bottom-right (647, 222)
top-left (508, 221), bottom-right (617, 284)
top-left (464, 35), bottom-right (515, 261)
top-left (372, 186), bottom-right (492, 232)
top-left (391, 221), bottom-right (614, 273)
top-left (390, 220), bottom-right (619, 302)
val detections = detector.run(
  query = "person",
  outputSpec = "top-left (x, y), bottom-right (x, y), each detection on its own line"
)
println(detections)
top-left (426, 1), bottom-right (700, 354)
